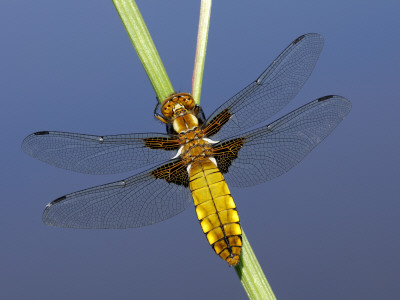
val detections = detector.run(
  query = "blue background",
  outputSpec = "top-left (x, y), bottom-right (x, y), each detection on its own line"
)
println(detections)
top-left (1, 1), bottom-right (399, 299)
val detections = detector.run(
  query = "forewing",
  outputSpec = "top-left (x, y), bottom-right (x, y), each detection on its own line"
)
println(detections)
top-left (22, 131), bottom-right (180, 175)
top-left (204, 33), bottom-right (324, 140)
top-left (213, 96), bottom-right (352, 187)
top-left (43, 159), bottom-right (191, 228)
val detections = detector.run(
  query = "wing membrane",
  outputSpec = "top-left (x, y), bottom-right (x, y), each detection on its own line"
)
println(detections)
top-left (213, 95), bottom-right (351, 187)
top-left (43, 159), bottom-right (190, 228)
top-left (204, 33), bottom-right (324, 140)
top-left (22, 131), bottom-right (180, 175)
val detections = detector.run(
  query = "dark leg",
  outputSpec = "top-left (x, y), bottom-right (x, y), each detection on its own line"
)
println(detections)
top-left (195, 105), bottom-right (207, 125)
top-left (166, 123), bottom-right (175, 135)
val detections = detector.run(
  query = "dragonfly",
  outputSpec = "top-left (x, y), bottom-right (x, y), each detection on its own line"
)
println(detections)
top-left (22, 33), bottom-right (351, 266)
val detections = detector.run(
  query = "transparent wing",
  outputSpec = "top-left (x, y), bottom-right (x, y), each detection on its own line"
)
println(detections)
top-left (204, 33), bottom-right (324, 140)
top-left (42, 160), bottom-right (191, 228)
top-left (213, 95), bottom-right (351, 187)
top-left (22, 131), bottom-right (180, 175)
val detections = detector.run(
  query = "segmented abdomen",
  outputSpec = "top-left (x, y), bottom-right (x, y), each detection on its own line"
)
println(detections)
top-left (189, 158), bottom-right (242, 266)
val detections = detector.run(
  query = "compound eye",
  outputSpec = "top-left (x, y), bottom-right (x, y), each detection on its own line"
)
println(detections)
top-left (184, 97), bottom-right (194, 110)
top-left (161, 102), bottom-right (173, 118)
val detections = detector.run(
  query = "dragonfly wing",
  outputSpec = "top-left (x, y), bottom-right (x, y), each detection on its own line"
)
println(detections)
top-left (212, 95), bottom-right (351, 187)
top-left (204, 33), bottom-right (324, 140)
top-left (43, 159), bottom-right (191, 228)
top-left (22, 131), bottom-right (180, 174)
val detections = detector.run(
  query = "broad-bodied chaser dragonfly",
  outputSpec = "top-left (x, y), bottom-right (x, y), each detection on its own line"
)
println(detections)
top-left (22, 33), bottom-right (351, 266)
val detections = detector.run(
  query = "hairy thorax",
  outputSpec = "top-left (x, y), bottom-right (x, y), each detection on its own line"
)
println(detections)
top-left (177, 128), bottom-right (214, 166)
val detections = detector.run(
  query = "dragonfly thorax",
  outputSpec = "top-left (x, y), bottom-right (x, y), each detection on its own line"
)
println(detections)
top-left (177, 128), bottom-right (215, 166)
top-left (172, 112), bottom-right (199, 134)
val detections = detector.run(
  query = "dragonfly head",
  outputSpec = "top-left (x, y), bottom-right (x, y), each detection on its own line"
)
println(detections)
top-left (160, 93), bottom-right (195, 118)
top-left (155, 93), bottom-right (200, 134)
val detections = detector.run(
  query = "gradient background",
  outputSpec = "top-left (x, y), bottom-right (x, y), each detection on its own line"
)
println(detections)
top-left (1, 1), bottom-right (399, 299)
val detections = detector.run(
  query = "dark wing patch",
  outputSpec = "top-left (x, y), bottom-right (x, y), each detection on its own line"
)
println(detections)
top-left (143, 137), bottom-right (180, 151)
top-left (151, 160), bottom-right (189, 187)
top-left (212, 138), bottom-right (245, 173)
top-left (203, 108), bottom-right (232, 137)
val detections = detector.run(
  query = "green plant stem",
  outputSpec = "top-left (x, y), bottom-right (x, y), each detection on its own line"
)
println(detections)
top-left (235, 230), bottom-right (277, 300)
top-left (112, 0), bottom-right (174, 103)
top-left (192, 0), bottom-right (212, 104)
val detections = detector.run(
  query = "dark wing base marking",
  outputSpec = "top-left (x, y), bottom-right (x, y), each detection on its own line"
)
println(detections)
top-left (143, 137), bottom-right (180, 151)
top-left (212, 138), bottom-right (245, 174)
top-left (151, 160), bottom-right (189, 187)
top-left (203, 108), bottom-right (232, 137)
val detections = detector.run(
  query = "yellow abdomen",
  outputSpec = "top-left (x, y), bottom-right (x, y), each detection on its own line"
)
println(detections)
top-left (189, 159), bottom-right (242, 266)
